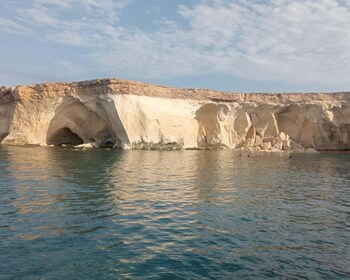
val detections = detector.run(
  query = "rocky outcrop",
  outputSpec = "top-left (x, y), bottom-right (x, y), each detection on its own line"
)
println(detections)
top-left (1, 79), bottom-right (350, 151)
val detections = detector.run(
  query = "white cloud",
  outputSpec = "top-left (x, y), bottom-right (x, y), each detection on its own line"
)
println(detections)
top-left (81, 0), bottom-right (133, 21)
top-left (2, 0), bottom-right (350, 86)
top-left (35, 0), bottom-right (72, 9)
top-left (48, 31), bottom-right (87, 46)
top-left (0, 18), bottom-right (32, 35)
top-left (86, 0), bottom-right (350, 86)
top-left (17, 6), bottom-right (59, 26)
top-left (172, 0), bottom-right (350, 85)
top-left (13, 0), bottom-right (132, 29)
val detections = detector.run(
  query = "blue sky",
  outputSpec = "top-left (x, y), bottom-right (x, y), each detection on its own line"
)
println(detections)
top-left (1, 0), bottom-right (350, 92)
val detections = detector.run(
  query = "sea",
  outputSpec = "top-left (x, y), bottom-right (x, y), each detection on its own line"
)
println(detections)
top-left (0, 146), bottom-right (349, 279)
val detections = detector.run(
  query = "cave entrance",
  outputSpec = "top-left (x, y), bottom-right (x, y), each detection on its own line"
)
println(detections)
top-left (47, 127), bottom-right (84, 146)
top-left (100, 140), bottom-right (116, 148)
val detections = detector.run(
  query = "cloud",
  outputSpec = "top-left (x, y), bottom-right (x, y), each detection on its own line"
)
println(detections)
top-left (178, 0), bottom-right (350, 85)
top-left (81, 0), bottom-right (133, 22)
top-left (89, 0), bottom-right (350, 85)
top-left (34, 0), bottom-right (72, 9)
top-left (17, 6), bottom-right (59, 26)
top-left (0, 18), bottom-right (32, 35)
top-left (2, 0), bottom-right (350, 86)
top-left (49, 31), bottom-right (87, 46)
top-left (11, 0), bottom-right (132, 29)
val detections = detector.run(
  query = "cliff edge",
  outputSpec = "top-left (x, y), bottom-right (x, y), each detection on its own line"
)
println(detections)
top-left (1, 78), bottom-right (350, 151)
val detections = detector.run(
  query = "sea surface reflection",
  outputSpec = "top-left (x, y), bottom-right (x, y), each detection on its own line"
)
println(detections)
top-left (0, 146), bottom-right (349, 279)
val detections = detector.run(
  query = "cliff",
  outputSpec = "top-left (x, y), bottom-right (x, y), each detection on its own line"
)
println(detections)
top-left (1, 78), bottom-right (350, 151)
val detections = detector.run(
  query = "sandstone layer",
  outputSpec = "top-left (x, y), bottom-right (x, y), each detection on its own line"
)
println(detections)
top-left (1, 79), bottom-right (350, 151)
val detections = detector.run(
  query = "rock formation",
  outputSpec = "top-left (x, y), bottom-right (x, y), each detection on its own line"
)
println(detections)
top-left (1, 79), bottom-right (350, 151)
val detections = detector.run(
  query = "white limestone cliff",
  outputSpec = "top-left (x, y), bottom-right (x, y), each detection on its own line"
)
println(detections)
top-left (1, 79), bottom-right (350, 151)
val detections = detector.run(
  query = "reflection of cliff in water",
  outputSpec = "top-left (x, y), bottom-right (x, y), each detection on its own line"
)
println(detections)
top-left (1, 146), bottom-right (125, 240)
top-left (2, 146), bottom-right (349, 243)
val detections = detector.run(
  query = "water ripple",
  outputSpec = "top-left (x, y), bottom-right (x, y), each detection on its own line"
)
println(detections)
top-left (0, 147), bottom-right (349, 279)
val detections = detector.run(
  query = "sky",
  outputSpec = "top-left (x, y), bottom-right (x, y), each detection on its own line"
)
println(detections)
top-left (1, 0), bottom-right (350, 92)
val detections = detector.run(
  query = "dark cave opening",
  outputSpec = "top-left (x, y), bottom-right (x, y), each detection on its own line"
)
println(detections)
top-left (100, 140), bottom-right (116, 148)
top-left (47, 127), bottom-right (84, 146)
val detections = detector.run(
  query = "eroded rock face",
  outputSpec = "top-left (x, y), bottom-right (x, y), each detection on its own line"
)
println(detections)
top-left (1, 79), bottom-right (349, 151)
top-left (46, 97), bottom-right (119, 148)
top-left (0, 88), bottom-right (17, 143)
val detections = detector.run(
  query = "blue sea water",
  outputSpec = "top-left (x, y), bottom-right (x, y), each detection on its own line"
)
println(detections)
top-left (0, 146), bottom-right (349, 279)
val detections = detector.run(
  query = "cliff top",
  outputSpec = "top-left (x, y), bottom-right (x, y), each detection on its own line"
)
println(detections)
top-left (1, 78), bottom-right (350, 104)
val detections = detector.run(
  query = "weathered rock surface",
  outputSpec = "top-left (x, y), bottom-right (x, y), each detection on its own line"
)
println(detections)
top-left (1, 79), bottom-right (350, 151)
